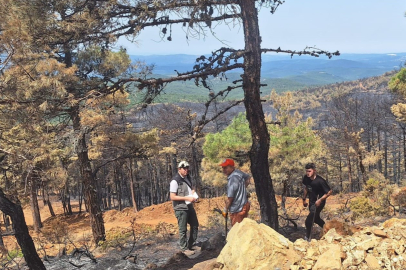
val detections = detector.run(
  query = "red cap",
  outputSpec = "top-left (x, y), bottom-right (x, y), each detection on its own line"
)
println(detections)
top-left (219, 158), bottom-right (235, 167)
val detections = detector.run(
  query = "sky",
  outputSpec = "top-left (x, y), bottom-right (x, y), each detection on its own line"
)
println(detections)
top-left (118, 0), bottom-right (406, 56)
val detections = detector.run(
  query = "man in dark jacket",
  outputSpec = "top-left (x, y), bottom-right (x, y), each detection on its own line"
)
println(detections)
top-left (302, 163), bottom-right (332, 241)
top-left (170, 161), bottom-right (199, 254)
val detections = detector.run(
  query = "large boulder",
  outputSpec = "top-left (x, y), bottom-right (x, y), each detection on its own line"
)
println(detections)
top-left (212, 217), bottom-right (406, 269)
top-left (216, 218), bottom-right (301, 270)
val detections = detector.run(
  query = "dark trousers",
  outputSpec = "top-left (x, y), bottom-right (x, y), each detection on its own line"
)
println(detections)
top-left (175, 205), bottom-right (199, 251)
top-left (305, 203), bottom-right (325, 238)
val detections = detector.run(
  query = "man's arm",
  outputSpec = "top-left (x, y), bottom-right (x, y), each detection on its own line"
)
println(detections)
top-left (302, 186), bottom-right (308, 207)
top-left (316, 189), bottom-right (332, 206)
top-left (222, 197), bottom-right (234, 217)
top-left (169, 179), bottom-right (195, 203)
top-left (225, 197), bottom-right (234, 211)
top-left (170, 192), bottom-right (195, 202)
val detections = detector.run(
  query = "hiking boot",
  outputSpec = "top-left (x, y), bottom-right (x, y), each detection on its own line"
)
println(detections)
top-left (182, 249), bottom-right (195, 256)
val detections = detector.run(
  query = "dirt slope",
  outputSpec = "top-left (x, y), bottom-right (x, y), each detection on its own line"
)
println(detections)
top-left (1, 193), bottom-right (349, 263)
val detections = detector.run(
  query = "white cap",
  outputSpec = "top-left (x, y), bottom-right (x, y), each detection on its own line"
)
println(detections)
top-left (178, 161), bottom-right (190, 168)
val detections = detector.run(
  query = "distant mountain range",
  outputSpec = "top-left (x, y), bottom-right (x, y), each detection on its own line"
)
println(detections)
top-left (129, 53), bottom-right (406, 102)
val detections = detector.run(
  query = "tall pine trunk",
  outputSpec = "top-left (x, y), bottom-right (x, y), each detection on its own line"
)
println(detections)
top-left (115, 164), bottom-right (122, 211)
top-left (29, 175), bottom-right (42, 232)
top-left (240, 1), bottom-right (278, 230)
top-left (45, 187), bottom-right (55, 217)
top-left (78, 176), bottom-right (83, 214)
top-left (129, 159), bottom-right (138, 213)
top-left (70, 106), bottom-right (105, 245)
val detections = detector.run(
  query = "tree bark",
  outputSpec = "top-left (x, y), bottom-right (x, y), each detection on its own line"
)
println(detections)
top-left (239, 1), bottom-right (278, 230)
top-left (65, 181), bottom-right (73, 215)
top-left (0, 224), bottom-right (4, 248)
top-left (70, 106), bottom-right (105, 245)
top-left (41, 184), bottom-right (47, 207)
top-left (3, 213), bottom-right (10, 232)
top-left (78, 176), bottom-right (83, 214)
top-left (346, 145), bottom-right (353, 192)
top-left (78, 132), bottom-right (106, 244)
top-left (115, 164), bottom-right (122, 211)
top-left (0, 189), bottom-right (46, 270)
top-left (107, 184), bottom-right (112, 210)
top-left (61, 181), bottom-right (72, 216)
top-left (45, 187), bottom-right (55, 217)
top-left (29, 175), bottom-right (43, 232)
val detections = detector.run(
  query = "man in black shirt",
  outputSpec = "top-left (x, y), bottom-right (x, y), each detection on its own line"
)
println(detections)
top-left (302, 163), bottom-right (332, 241)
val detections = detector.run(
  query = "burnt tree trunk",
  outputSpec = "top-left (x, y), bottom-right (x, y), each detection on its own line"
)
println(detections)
top-left (191, 143), bottom-right (201, 196)
top-left (347, 145), bottom-right (353, 192)
top-left (78, 176), bottom-right (83, 214)
top-left (45, 187), bottom-right (55, 217)
top-left (70, 106), bottom-right (105, 245)
top-left (239, 1), bottom-right (278, 230)
top-left (29, 175), bottom-right (43, 232)
top-left (0, 189), bottom-right (46, 270)
top-left (281, 180), bottom-right (288, 211)
top-left (61, 181), bottom-right (72, 216)
top-left (171, 154), bottom-right (177, 176)
top-left (0, 224), bottom-right (4, 248)
top-left (3, 213), bottom-right (10, 232)
top-left (107, 184), bottom-right (112, 210)
top-left (115, 164), bottom-right (122, 211)
top-left (41, 184), bottom-right (47, 207)
top-left (78, 131), bottom-right (105, 244)
top-left (356, 148), bottom-right (367, 185)
top-left (129, 159), bottom-right (138, 213)
top-left (156, 162), bottom-right (161, 204)
top-left (61, 188), bottom-right (67, 215)
top-left (65, 181), bottom-right (73, 215)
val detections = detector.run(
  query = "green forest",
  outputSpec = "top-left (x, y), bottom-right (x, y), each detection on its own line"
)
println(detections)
top-left (1, 1), bottom-right (406, 269)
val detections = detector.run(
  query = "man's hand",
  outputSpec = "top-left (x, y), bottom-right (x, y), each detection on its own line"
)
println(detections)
top-left (303, 199), bottom-right (308, 208)
top-left (222, 208), bottom-right (228, 218)
top-left (185, 196), bottom-right (195, 203)
top-left (315, 199), bottom-right (322, 207)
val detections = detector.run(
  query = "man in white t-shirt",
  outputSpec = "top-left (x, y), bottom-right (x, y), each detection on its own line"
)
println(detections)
top-left (169, 161), bottom-right (199, 254)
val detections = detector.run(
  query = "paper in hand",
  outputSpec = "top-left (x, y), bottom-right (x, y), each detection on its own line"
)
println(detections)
top-left (185, 192), bottom-right (199, 205)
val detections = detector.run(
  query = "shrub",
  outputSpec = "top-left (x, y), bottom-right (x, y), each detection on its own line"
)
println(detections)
top-left (363, 178), bottom-right (379, 197)
top-left (41, 218), bottom-right (69, 244)
top-left (349, 196), bottom-right (375, 220)
top-left (100, 228), bottom-right (132, 251)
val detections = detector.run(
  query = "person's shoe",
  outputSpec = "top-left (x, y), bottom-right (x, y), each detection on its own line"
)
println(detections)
top-left (182, 249), bottom-right (195, 256)
top-left (303, 236), bottom-right (310, 242)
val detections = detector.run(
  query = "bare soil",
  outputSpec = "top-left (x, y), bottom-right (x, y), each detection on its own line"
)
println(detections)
top-left (1, 193), bottom-right (357, 269)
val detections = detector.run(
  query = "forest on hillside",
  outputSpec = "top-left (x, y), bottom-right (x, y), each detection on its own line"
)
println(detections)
top-left (1, 1), bottom-right (406, 269)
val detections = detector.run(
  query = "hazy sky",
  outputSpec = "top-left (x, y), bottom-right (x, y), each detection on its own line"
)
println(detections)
top-left (118, 0), bottom-right (406, 55)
